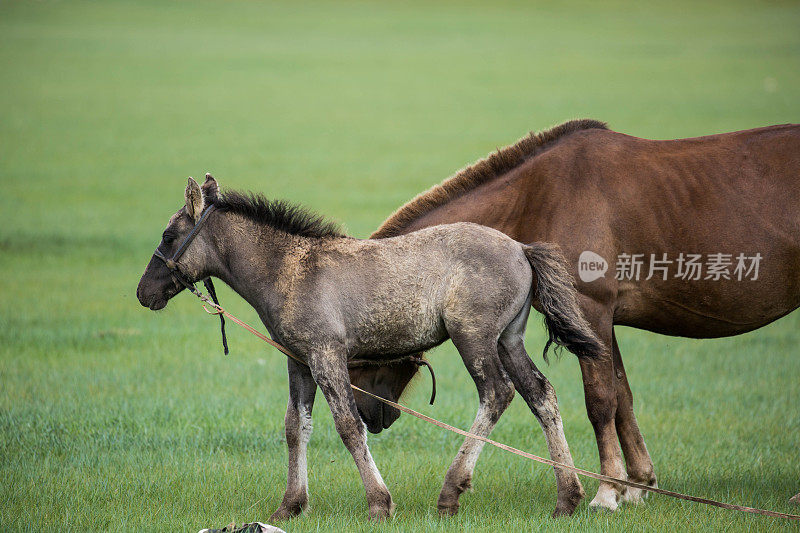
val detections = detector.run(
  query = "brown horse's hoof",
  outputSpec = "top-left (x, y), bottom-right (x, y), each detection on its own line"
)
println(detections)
top-left (622, 474), bottom-right (657, 505)
top-left (790, 493), bottom-right (800, 505)
top-left (589, 483), bottom-right (619, 512)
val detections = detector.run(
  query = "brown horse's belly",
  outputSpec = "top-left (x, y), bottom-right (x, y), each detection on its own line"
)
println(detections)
top-left (606, 194), bottom-right (800, 338)
top-left (614, 275), bottom-right (800, 338)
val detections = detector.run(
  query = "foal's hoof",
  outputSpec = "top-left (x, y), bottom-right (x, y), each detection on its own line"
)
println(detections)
top-left (269, 505), bottom-right (303, 522)
top-left (436, 490), bottom-right (461, 516)
top-left (367, 494), bottom-right (395, 521)
top-left (368, 508), bottom-right (391, 521)
top-left (437, 501), bottom-right (459, 517)
top-left (553, 483), bottom-right (584, 517)
top-left (368, 504), bottom-right (394, 522)
top-left (270, 492), bottom-right (308, 522)
top-left (790, 493), bottom-right (800, 505)
top-left (553, 496), bottom-right (582, 518)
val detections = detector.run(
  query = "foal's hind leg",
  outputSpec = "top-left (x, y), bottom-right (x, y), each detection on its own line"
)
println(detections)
top-left (497, 307), bottom-right (585, 517)
top-left (437, 335), bottom-right (515, 516)
top-left (270, 359), bottom-right (317, 521)
top-left (306, 346), bottom-right (394, 521)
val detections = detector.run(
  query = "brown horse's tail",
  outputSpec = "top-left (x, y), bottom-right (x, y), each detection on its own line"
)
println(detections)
top-left (523, 242), bottom-right (605, 361)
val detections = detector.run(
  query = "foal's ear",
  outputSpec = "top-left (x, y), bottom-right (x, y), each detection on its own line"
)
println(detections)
top-left (201, 173), bottom-right (220, 202)
top-left (185, 177), bottom-right (204, 221)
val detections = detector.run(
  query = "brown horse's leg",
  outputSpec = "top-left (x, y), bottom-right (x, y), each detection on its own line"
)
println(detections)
top-left (270, 359), bottom-right (318, 521)
top-left (437, 340), bottom-right (515, 516)
top-left (308, 347), bottom-right (394, 521)
top-left (578, 301), bottom-right (628, 511)
top-left (611, 330), bottom-right (657, 504)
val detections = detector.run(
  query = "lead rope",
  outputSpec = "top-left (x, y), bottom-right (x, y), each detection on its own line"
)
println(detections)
top-left (193, 293), bottom-right (799, 521)
top-left (350, 385), bottom-right (800, 521)
top-left (202, 278), bottom-right (228, 355)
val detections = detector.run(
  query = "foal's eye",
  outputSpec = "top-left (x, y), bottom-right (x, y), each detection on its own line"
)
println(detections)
top-left (162, 233), bottom-right (176, 245)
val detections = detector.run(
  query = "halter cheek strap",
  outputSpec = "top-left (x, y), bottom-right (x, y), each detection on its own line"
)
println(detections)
top-left (151, 204), bottom-right (229, 355)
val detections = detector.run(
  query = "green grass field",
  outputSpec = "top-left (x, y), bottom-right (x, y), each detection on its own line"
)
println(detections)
top-left (1, 1), bottom-right (799, 531)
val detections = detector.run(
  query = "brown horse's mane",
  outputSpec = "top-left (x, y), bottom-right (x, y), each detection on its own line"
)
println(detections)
top-left (372, 119), bottom-right (608, 238)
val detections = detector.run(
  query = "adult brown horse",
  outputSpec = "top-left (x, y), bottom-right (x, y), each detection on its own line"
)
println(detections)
top-left (349, 119), bottom-right (800, 512)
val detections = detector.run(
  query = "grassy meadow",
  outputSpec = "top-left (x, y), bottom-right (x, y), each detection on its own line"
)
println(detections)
top-left (1, 0), bottom-right (799, 531)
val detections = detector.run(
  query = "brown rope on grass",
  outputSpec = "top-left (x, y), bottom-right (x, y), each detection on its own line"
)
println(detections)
top-left (199, 297), bottom-right (800, 521)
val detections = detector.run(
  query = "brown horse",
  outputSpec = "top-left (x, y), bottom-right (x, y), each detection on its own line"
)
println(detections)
top-left (350, 119), bottom-right (800, 511)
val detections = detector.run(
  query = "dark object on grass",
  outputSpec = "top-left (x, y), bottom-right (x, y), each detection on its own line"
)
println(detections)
top-left (199, 522), bottom-right (285, 533)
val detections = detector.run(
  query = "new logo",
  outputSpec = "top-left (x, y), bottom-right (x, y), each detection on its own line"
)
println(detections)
top-left (578, 251), bottom-right (608, 282)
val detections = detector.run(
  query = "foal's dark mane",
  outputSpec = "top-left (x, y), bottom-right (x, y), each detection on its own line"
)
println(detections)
top-left (210, 191), bottom-right (346, 239)
top-left (372, 119), bottom-right (608, 238)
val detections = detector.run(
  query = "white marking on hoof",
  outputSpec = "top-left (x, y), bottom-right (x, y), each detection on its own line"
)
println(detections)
top-left (622, 486), bottom-right (646, 504)
top-left (622, 478), bottom-right (657, 505)
top-left (589, 484), bottom-right (620, 512)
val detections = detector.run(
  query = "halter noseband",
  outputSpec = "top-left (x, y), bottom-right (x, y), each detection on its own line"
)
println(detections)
top-left (152, 204), bottom-right (229, 355)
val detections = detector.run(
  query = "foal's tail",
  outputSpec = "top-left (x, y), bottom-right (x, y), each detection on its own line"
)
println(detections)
top-left (523, 242), bottom-right (605, 361)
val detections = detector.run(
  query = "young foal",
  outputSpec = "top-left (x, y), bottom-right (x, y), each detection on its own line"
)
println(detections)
top-left (136, 176), bottom-right (605, 520)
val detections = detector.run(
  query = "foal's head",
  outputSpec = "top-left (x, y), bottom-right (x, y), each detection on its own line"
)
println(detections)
top-left (136, 175), bottom-right (221, 310)
top-left (137, 176), bottom-right (420, 433)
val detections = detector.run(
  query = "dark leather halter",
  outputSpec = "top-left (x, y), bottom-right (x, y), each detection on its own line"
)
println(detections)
top-left (152, 204), bottom-right (229, 355)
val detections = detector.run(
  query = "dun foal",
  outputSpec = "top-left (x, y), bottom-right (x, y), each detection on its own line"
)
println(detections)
top-left (136, 176), bottom-right (605, 520)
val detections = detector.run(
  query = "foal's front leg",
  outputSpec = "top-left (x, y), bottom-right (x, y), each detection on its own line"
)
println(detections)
top-left (270, 358), bottom-right (317, 521)
top-left (308, 347), bottom-right (395, 520)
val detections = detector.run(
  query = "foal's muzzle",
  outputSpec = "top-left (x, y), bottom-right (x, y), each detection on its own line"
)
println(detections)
top-left (137, 255), bottom-right (184, 311)
top-left (136, 274), bottom-right (176, 310)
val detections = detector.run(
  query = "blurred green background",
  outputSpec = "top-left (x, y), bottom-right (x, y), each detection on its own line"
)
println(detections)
top-left (1, 1), bottom-right (798, 531)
